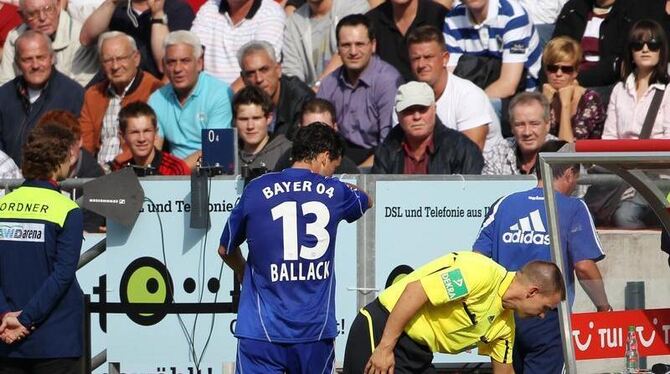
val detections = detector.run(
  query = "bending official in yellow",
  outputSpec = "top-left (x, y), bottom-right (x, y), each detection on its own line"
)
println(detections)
top-left (342, 251), bottom-right (566, 374)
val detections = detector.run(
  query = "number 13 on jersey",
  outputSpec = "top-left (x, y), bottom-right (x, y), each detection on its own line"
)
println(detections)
top-left (270, 200), bottom-right (332, 282)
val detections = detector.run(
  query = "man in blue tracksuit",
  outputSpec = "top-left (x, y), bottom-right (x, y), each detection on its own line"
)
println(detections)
top-left (0, 122), bottom-right (84, 374)
top-left (474, 140), bottom-right (611, 374)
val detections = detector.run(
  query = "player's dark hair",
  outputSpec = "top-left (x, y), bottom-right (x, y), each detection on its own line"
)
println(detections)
top-left (22, 122), bottom-right (76, 180)
top-left (291, 123), bottom-right (344, 162)
top-left (535, 140), bottom-right (579, 180)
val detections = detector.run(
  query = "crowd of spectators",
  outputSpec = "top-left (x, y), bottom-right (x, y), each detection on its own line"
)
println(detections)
top-left (0, 0), bottom-right (669, 230)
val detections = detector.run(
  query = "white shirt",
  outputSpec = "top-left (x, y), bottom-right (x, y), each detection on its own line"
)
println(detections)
top-left (452, 0), bottom-right (568, 24)
top-left (435, 73), bottom-right (504, 153)
top-left (191, 0), bottom-right (285, 84)
top-left (603, 73), bottom-right (670, 140)
top-left (517, 0), bottom-right (569, 25)
top-left (67, 0), bottom-right (104, 24)
top-left (27, 88), bottom-right (42, 104)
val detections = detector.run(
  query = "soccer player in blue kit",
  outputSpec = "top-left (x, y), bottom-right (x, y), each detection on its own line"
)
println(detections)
top-left (218, 123), bottom-right (372, 374)
top-left (474, 140), bottom-right (611, 374)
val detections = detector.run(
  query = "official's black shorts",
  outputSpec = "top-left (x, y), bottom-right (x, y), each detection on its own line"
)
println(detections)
top-left (342, 298), bottom-right (436, 374)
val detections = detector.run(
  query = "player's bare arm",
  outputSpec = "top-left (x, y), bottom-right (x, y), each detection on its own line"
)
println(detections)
top-left (218, 245), bottom-right (246, 283)
top-left (366, 281), bottom-right (428, 374)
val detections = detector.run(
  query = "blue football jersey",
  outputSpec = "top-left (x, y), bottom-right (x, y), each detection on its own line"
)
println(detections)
top-left (473, 187), bottom-right (604, 304)
top-left (220, 168), bottom-right (369, 343)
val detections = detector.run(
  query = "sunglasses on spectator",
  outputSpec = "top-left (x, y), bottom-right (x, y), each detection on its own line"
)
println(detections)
top-left (546, 64), bottom-right (576, 74)
top-left (630, 39), bottom-right (662, 52)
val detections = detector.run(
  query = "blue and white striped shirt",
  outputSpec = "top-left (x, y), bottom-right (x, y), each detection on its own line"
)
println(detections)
top-left (444, 0), bottom-right (541, 91)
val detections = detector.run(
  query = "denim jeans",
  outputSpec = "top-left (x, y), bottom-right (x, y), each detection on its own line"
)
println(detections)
top-left (613, 192), bottom-right (660, 229)
top-left (534, 24), bottom-right (556, 51)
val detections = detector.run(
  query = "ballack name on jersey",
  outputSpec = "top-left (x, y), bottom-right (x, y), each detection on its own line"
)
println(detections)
top-left (501, 209), bottom-right (550, 245)
top-left (270, 260), bottom-right (331, 282)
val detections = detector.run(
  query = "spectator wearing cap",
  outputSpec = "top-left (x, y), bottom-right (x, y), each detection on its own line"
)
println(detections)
top-left (371, 81), bottom-right (484, 175)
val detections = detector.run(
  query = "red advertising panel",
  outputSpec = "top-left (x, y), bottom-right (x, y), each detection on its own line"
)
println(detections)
top-left (571, 309), bottom-right (670, 360)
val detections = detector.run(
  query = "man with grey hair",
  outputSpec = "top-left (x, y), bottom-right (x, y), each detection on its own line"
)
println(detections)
top-left (238, 40), bottom-right (313, 139)
top-left (482, 91), bottom-right (558, 175)
top-left (191, 0), bottom-right (285, 90)
top-left (79, 31), bottom-right (163, 171)
top-left (0, 30), bottom-right (83, 164)
top-left (0, 0), bottom-right (97, 86)
top-left (149, 30), bottom-right (233, 170)
top-left (79, 0), bottom-right (194, 78)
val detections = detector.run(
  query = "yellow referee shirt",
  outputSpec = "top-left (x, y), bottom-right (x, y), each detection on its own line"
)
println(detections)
top-left (378, 251), bottom-right (516, 363)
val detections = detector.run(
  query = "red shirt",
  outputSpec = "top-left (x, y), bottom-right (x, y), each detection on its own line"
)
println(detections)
top-left (185, 0), bottom-right (206, 13)
top-left (579, 10), bottom-right (608, 72)
top-left (112, 149), bottom-right (190, 176)
top-left (0, 4), bottom-right (21, 47)
top-left (401, 138), bottom-right (435, 175)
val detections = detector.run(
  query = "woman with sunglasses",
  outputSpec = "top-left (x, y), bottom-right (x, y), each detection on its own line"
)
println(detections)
top-left (603, 19), bottom-right (670, 140)
top-left (599, 19), bottom-right (670, 230)
top-left (542, 36), bottom-right (606, 141)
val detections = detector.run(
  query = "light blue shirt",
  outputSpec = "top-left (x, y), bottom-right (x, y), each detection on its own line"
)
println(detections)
top-left (149, 72), bottom-right (233, 159)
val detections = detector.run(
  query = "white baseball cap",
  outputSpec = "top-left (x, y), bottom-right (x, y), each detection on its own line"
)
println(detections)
top-left (394, 81), bottom-right (435, 113)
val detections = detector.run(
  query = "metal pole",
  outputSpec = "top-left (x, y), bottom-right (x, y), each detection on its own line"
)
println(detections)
top-left (109, 362), bottom-right (121, 374)
top-left (82, 295), bottom-right (91, 374)
top-left (540, 155), bottom-right (578, 374)
top-left (91, 350), bottom-right (107, 371)
top-left (77, 238), bottom-right (106, 269)
top-left (356, 174), bottom-right (377, 309)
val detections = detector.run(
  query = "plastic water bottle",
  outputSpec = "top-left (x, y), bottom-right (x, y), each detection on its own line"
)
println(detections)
top-left (625, 325), bottom-right (640, 373)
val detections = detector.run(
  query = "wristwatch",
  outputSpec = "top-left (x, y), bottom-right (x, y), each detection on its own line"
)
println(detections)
top-left (151, 14), bottom-right (168, 25)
